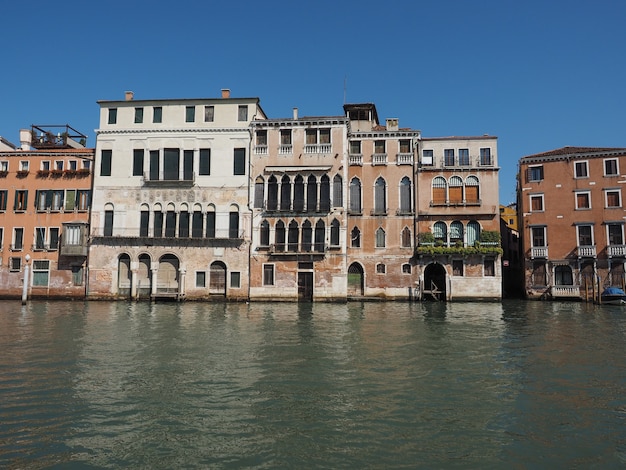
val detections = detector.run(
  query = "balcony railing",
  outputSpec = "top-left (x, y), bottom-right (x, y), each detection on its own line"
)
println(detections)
top-left (269, 243), bottom-right (326, 254)
top-left (254, 145), bottom-right (268, 155)
top-left (349, 154), bottom-right (363, 166)
top-left (608, 244), bottom-right (626, 257)
top-left (430, 199), bottom-right (482, 207)
top-left (372, 153), bottom-right (387, 165)
top-left (551, 285), bottom-right (581, 298)
top-left (577, 245), bottom-right (596, 258)
top-left (531, 246), bottom-right (548, 258)
top-left (396, 153), bottom-right (413, 165)
top-left (304, 143), bottom-right (332, 154)
top-left (279, 145), bottom-right (292, 155)
top-left (143, 172), bottom-right (195, 186)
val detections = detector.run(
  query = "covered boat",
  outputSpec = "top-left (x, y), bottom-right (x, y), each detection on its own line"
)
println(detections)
top-left (601, 286), bottom-right (626, 305)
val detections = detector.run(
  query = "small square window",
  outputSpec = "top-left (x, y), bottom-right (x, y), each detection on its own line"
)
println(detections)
top-left (41, 161), bottom-right (50, 171)
top-left (453, 260), bottom-right (464, 276)
top-left (20, 161), bottom-right (29, 171)
top-left (422, 149), bottom-right (434, 166)
top-left (69, 160), bottom-right (77, 171)
top-left (575, 161), bottom-right (588, 178)
top-left (376, 263), bottom-right (386, 274)
top-left (530, 194), bottom-right (544, 212)
top-left (576, 192), bottom-right (590, 209)
top-left (185, 106), bottom-right (195, 123)
top-left (263, 264), bottom-right (274, 286)
top-left (527, 165), bottom-right (544, 182)
top-left (196, 271), bottom-right (206, 288)
top-left (10, 257), bottom-right (21, 272)
top-left (402, 263), bottom-right (411, 274)
top-left (134, 107), bottom-right (144, 123)
top-left (204, 105), bottom-right (214, 122)
top-left (0, 161), bottom-right (8, 172)
top-left (108, 108), bottom-right (117, 124)
top-left (230, 272), bottom-right (241, 288)
top-left (238, 105), bottom-right (248, 121)
top-left (605, 159), bottom-right (619, 176)
top-left (484, 259), bottom-right (495, 277)
top-left (606, 190), bottom-right (621, 208)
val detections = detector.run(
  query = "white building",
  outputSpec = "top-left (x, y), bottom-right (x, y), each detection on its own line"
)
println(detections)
top-left (88, 90), bottom-right (266, 300)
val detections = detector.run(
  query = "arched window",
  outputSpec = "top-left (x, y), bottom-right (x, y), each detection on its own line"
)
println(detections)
top-left (140, 203), bottom-right (150, 237)
top-left (165, 202), bottom-right (176, 237)
top-left (153, 203), bottom-right (163, 237)
top-left (376, 263), bottom-right (386, 274)
top-left (349, 178), bottom-right (362, 214)
top-left (449, 176), bottom-right (463, 203)
top-left (330, 219), bottom-right (340, 246)
top-left (307, 175), bottom-right (318, 212)
top-left (465, 175), bottom-right (480, 203)
top-left (450, 220), bottom-right (463, 245)
top-left (399, 176), bottom-right (412, 214)
top-left (466, 220), bottom-right (481, 246)
top-left (267, 175), bottom-right (278, 211)
top-left (333, 174), bottom-right (343, 207)
top-left (401, 226), bottom-right (411, 248)
top-left (104, 203), bottom-right (114, 236)
top-left (320, 175), bottom-right (331, 212)
top-left (229, 204), bottom-right (239, 239)
top-left (192, 203), bottom-right (203, 238)
top-left (432, 176), bottom-right (447, 204)
top-left (260, 220), bottom-right (270, 246)
top-left (294, 175), bottom-right (305, 212)
top-left (314, 220), bottom-right (325, 252)
top-left (351, 226), bottom-right (361, 248)
top-left (433, 221), bottom-right (447, 244)
top-left (254, 176), bottom-right (264, 209)
top-left (206, 204), bottom-right (216, 238)
top-left (280, 175), bottom-right (291, 211)
top-left (275, 220), bottom-right (285, 252)
top-left (375, 227), bottom-right (386, 247)
top-left (374, 177), bottom-right (386, 215)
top-left (178, 203), bottom-right (190, 238)
top-left (288, 220), bottom-right (299, 252)
top-left (302, 220), bottom-right (312, 252)
top-left (555, 265), bottom-right (573, 286)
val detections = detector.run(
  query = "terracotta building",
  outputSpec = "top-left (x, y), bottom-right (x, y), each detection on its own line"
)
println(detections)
top-left (249, 109), bottom-right (348, 301)
top-left (518, 146), bottom-right (626, 300)
top-left (0, 125), bottom-right (93, 299)
top-left (344, 103), bottom-right (421, 299)
top-left (88, 90), bottom-right (266, 300)
top-left (415, 135), bottom-right (501, 300)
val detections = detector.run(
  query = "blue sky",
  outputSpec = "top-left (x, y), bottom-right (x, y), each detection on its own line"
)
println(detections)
top-left (1, 0), bottom-right (624, 204)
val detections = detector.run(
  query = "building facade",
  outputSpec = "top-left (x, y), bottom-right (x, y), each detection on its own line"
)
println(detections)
top-left (0, 125), bottom-right (93, 299)
top-left (518, 146), bottom-right (626, 300)
top-left (344, 103), bottom-right (421, 299)
top-left (249, 109), bottom-right (348, 301)
top-left (415, 135), bottom-right (501, 300)
top-left (88, 90), bottom-right (266, 300)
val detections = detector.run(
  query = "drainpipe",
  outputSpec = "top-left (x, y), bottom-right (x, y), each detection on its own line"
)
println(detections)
top-left (22, 254), bottom-right (31, 305)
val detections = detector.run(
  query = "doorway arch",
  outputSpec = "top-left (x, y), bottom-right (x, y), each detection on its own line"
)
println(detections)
top-left (348, 262), bottom-right (364, 296)
top-left (157, 254), bottom-right (180, 295)
top-left (423, 262), bottom-right (447, 301)
top-left (210, 261), bottom-right (227, 296)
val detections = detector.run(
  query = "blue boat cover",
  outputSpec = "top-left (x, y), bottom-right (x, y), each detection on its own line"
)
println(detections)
top-left (602, 286), bottom-right (626, 296)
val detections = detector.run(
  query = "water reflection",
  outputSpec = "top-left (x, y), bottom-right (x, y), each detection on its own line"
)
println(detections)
top-left (0, 300), bottom-right (624, 468)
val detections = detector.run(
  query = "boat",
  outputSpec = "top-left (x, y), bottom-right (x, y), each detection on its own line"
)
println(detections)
top-left (600, 286), bottom-right (626, 305)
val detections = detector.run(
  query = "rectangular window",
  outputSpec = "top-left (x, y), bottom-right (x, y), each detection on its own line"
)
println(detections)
top-left (453, 260), bottom-right (464, 276)
top-left (154, 211), bottom-right (163, 237)
top-left (374, 140), bottom-right (386, 154)
top-left (10, 257), bottom-right (22, 272)
top-left (49, 227), bottom-right (59, 250)
top-left (0, 161), bottom-right (8, 172)
top-left (256, 130), bottom-right (267, 146)
top-left (575, 161), bottom-right (588, 178)
top-left (183, 150), bottom-right (194, 181)
top-left (14, 190), bottom-right (28, 211)
top-left (459, 148), bottom-right (470, 166)
top-left (108, 108), bottom-right (117, 124)
top-left (104, 210), bottom-right (114, 236)
top-left (41, 161), bottom-right (50, 171)
top-left (140, 210), bottom-right (149, 237)
top-left (133, 149), bottom-right (144, 176)
top-left (319, 129), bottom-right (331, 144)
top-left (399, 139), bottom-right (410, 153)
top-left (64, 225), bottom-right (81, 245)
top-left (604, 159), bottom-right (618, 176)
top-left (206, 211), bottom-right (215, 238)
top-left (350, 140), bottom-right (361, 154)
top-left (575, 191), bottom-right (591, 209)
top-left (199, 149), bottom-right (211, 175)
top-left (196, 271), bottom-right (206, 288)
top-left (134, 107), bottom-right (143, 123)
top-left (192, 211), bottom-right (203, 238)
top-left (165, 211), bottom-right (176, 237)
top-left (77, 190), bottom-right (90, 211)
top-left (69, 160), bottom-right (77, 171)
top-left (72, 266), bottom-right (84, 286)
top-left (263, 264), bottom-right (274, 286)
top-left (0, 190), bottom-right (7, 211)
top-left (179, 211), bottom-right (190, 238)
top-left (484, 259), bottom-right (495, 276)
top-left (204, 105), bottom-right (214, 122)
top-left (100, 150), bottom-right (112, 176)
top-left (230, 272), bottom-right (241, 289)
top-left (606, 190), bottom-right (621, 208)
top-left (238, 105), bottom-right (248, 121)
top-left (153, 106), bottom-right (162, 123)
top-left (280, 129), bottom-right (292, 145)
top-left (530, 194), bottom-right (544, 212)
top-left (185, 106), bottom-right (195, 122)
top-left (444, 149), bottom-right (455, 166)
top-left (527, 165), bottom-right (544, 182)
top-left (32, 260), bottom-right (50, 287)
top-left (233, 148), bottom-right (245, 175)
top-left (0, 227), bottom-right (3, 250)
top-left (13, 227), bottom-right (24, 250)
top-left (55, 160), bottom-right (64, 171)
top-left (149, 150), bottom-right (159, 181)
top-left (480, 148), bottom-right (492, 165)
top-left (20, 161), bottom-right (29, 172)
top-left (422, 149), bottom-right (434, 166)
top-left (531, 227), bottom-right (546, 247)
top-left (163, 148), bottom-right (180, 180)
top-left (577, 225), bottom-right (593, 246)
top-left (608, 224), bottom-right (624, 245)
top-left (229, 212), bottom-right (239, 238)
top-left (306, 129), bottom-right (317, 145)
top-left (51, 190), bottom-right (63, 211)
top-left (35, 227), bottom-right (46, 250)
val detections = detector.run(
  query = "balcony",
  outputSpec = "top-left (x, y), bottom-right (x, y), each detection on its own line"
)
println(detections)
top-left (608, 244), bottom-right (626, 257)
top-left (430, 199), bottom-right (482, 207)
top-left (254, 145), bottom-right (268, 155)
top-left (279, 145), bottom-right (292, 155)
top-left (551, 285), bottom-right (581, 298)
top-left (577, 245), bottom-right (596, 258)
top-left (372, 153), bottom-right (387, 166)
top-left (269, 243), bottom-right (326, 255)
top-left (531, 246), bottom-right (548, 259)
top-left (304, 144), bottom-right (332, 154)
top-left (263, 200), bottom-right (331, 215)
top-left (396, 153), bottom-right (413, 165)
top-left (60, 244), bottom-right (88, 256)
top-left (349, 154), bottom-right (363, 166)
top-left (143, 171), bottom-right (195, 187)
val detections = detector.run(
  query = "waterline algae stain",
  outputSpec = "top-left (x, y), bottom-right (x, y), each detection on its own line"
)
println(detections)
top-left (0, 300), bottom-right (624, 468)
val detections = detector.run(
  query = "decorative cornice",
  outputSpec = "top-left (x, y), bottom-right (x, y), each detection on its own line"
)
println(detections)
top-left (95, 127), bottom-right (251, 136)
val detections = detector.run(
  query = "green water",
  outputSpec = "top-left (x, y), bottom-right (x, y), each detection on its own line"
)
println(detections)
top-left (0, 300), bottom-right (624, 468)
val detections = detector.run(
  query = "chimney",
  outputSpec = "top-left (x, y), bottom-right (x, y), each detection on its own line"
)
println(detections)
top-left (293, 107), bottom-right (298, 120)
top-left (19, 128), bottom-right (32, 150)
top-left (386, 118), bottom-right (399, 131)
top-left (125, 91), bottom-right (134, 101)
top-left (221, 89), bottom-right (231, 99)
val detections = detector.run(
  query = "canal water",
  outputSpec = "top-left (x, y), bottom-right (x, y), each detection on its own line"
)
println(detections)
top-left (0, 300), bottom-right (624, 469)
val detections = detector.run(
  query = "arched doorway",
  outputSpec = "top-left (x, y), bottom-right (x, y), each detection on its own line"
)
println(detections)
top-left (118, 254), bottom-right (131, 298)
top-left (348, 263), bottom-right (364, 296)
top-left (210, 261), bottom-right (227, 296)
top-left (423, 263), bottom-right (447, 301)
top-left (157, 254), bottom-right (180, 296)
top-left (137, 254), bottom-right (152, 299)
